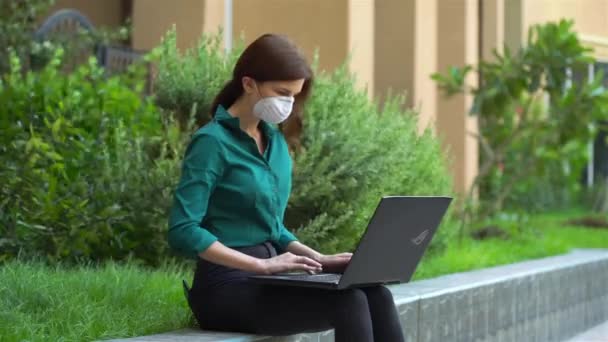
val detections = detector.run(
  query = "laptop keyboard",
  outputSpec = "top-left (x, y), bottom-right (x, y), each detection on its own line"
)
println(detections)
top-left (277, 273), bottom-right (342, 283)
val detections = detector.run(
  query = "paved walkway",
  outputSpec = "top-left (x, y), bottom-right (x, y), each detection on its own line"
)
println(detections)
top-left (565, 321), bottom-right (608, 341)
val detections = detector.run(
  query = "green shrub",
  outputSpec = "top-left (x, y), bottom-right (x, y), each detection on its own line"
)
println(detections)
top-left (153, 27), bottom-right (240, 129)
top-left (0, 0), bottom-right (54, 73)
top-left (0, 49), bottom-right (184, 266)
top-left (153, 31), bottom-right (455, 254)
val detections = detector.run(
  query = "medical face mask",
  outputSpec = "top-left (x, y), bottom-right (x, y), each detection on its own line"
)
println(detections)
top-left (252, 85), bottom-right (295, 124)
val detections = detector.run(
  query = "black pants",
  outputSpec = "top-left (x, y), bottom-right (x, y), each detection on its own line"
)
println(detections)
top-left (186, 242), bottom-right (405, 342)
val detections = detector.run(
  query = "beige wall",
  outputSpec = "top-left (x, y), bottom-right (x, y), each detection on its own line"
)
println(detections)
top-left (413, 0), bottom-right (438, 134)
top-left (504, 0), bottom-right (524, 53)
top-left (482, 0), bottom-right (505, 60)
top-left (232, 0), bottom-right (374, 93)
top-left (436, 0), bottom-right (479, 197)
top-left (374, 0), bottom-right (438, 133)
top-left (523, 0), bottom-right (608, 61)
top-left (507, 0), bottom-right (608, 53)
top-left (523, 0), bottom-right (608, 37)
top-left (45, 0), bottom-right (125, 28)
top-left (582, 36), bottom-right (608, 61)
top-left (232, 0), bottom-right (349, 78)
top-left (131, 0), bottom-right (207, 51)
top-left (203, 0), bottom-right (225, 35)
top-left (348, 0), bottom-right (375, 93)
top-left (374, 0), bottom-right (415, 107)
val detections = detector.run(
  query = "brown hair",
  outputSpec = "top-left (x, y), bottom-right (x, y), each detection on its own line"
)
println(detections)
top-left (207, 33), bottom-right (313, 150)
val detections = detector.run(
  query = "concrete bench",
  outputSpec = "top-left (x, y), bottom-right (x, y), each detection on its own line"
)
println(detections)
top-left (103, 248), bottom-right (608, 342)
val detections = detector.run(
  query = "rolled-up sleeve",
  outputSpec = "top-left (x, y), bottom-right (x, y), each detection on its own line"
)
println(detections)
top-left (275, 150), bottom-right (298, 250)
top-left (276, 223), bottom-right (298, 250)
top-left (168, 134), bottom-right (225, 259)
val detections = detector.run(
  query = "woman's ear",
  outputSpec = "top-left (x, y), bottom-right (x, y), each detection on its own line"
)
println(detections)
top-left (242, 76), bottom-right (257, 95)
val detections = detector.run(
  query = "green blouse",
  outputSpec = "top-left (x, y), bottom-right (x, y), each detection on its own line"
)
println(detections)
top-left (168, 105), bottom-right (298, 260)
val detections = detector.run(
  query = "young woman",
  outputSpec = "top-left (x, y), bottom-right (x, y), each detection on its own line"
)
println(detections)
top-left (168, 33), bottom-right (405, 342)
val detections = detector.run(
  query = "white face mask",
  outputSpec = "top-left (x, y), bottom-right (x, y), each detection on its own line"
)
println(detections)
top-left (252, 85), bottom-right (295, 124)
top-left (253, 96), bottom-right (295, 124)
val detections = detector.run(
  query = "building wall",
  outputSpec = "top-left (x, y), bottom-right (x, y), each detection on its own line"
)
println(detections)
top-left (233, 0), bottom-right (374, 92)
top-left (506, 0), bottom-right (608, 57)
top-left (374, 0), bottom-right (415, 107)
top-left (523, 0), bottom-right (608, 38)
top-left (482, 0), bottom-right (505, 61)
top-left (131, 0), bottom-right (207, 51)
top-left (436, 0), bottom-right (479, 197)
top-left (130, 0), bottom-right (373, 92)
top-left (347, 0), bottom-right (375, 94)
top-left (45, 0), bottom-right (125, 28)
top-left (412, 0), bottom-right (438, 134)
top-left (232, 0), bottom-right (349, 82)
top-left (524, 0), bottom-right (608, 60)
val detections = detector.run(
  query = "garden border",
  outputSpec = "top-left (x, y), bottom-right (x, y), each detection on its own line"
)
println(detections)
top-left (102, 248), bottom-right (608, 342)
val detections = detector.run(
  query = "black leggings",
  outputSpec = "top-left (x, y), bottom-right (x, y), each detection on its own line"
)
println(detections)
top-left (186, 243), bottom-right (405, 342)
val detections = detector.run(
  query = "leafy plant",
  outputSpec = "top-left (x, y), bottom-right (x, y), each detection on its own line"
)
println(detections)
top-left (432, 20), bottom-right (608, 235)
top-left (153, 26), bottom-right (241, 130)
top-left (0, 0), bottom-right (54, 73)
top-left (0, 49), bottom-right (184, 266)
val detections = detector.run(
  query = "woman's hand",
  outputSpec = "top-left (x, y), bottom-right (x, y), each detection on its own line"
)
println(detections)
top-left (256, 252), bottom-right (323, 275)
top-left (283, 241), bottom-right (352, 273)
top-left (317, 253), bottom-right (353, 274)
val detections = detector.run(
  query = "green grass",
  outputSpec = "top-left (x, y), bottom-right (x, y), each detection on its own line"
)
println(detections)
top-left (413, 209), bottom-right (608, 279)
top-left (1, 209), bottom-right (608, 341)
top-left (0, 257), bottom-right (195, 342)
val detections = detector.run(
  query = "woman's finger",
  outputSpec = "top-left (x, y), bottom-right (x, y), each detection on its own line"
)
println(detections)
top-left (335, 253), bottom-right (353, 258)
top-left (288, 263), bottom-right (317, 272)
top-left (296, 256), bottom-right (322, 268)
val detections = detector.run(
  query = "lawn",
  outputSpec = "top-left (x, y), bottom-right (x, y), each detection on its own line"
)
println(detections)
top-left (0, 258), bottom-right (195, 342)
top-left (1, 209), bottom-right (607, 341)
top-left (413, 209), bottom-right (608, 279)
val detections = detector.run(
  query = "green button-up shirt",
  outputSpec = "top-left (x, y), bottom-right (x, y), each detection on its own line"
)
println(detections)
top-left (168, 105), bottom-right (298, 260)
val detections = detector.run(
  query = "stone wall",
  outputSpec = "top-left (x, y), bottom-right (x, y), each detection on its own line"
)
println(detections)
top-left (104, 248), bottom-right (608, 342)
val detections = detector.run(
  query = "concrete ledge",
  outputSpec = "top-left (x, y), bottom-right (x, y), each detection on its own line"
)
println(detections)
top-left (102, 248), bottom-right (608, 342)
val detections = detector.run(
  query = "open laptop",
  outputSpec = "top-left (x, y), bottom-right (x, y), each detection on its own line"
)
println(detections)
top-left (248, 196), bottom-right (453, 290)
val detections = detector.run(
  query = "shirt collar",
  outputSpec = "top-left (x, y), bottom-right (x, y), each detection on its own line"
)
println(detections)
top-left (214, 105), bottom-right (276, 137)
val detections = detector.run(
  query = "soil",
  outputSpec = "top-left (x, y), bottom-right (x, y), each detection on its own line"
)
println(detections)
top-left (470, 225), bottom-right (511, 240)
top-left (565, 216), bottom-right (608, 230)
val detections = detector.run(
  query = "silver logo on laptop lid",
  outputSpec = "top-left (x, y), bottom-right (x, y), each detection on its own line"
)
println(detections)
top-left (411, 229), bottom-right (429, 245)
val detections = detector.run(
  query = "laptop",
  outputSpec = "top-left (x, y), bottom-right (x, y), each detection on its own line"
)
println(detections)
top-left (248, 196), bottom-right (453, 290)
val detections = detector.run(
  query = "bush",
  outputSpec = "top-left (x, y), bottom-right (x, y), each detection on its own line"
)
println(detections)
top-left (0, 49), bottom-right (184, 266)
top-left (0, 0), bottom-right (54, 73)
top-left (153, 27), bottom-right (240, 129)
top-left (153, 30), bottom-right (455, 254)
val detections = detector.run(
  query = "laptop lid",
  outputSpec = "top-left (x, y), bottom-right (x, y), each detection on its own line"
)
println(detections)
top-left (337, 196), bottom-right (452, 289)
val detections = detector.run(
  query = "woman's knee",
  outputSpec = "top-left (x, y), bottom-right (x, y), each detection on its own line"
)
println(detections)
top-left (364, 285), bottom-right (395, 306)
top-left (336, 288), bottom-right (369, 315)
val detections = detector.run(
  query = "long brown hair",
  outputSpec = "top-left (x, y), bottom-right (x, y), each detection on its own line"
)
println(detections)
top-left (207, 34), bottom-right (314, 150)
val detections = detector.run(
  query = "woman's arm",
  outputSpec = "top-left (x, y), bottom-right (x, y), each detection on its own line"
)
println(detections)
top-left (199, 241), bottom-right (265, 272)
top-left (201, 241), bottom-right (323, 275)
top-left (285, 241), bottom-right (323, 261)
top-left (168, 134), bottom-right (224, 259)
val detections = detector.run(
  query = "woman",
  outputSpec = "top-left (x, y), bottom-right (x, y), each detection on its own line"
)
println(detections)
top-left (168, 33), bottom-right (405, 342)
